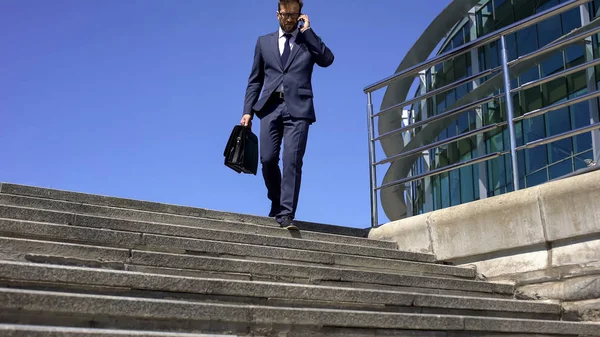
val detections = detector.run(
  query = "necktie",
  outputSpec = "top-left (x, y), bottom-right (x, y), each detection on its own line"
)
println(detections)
top-left (280, 34), bottom-right (292, 68)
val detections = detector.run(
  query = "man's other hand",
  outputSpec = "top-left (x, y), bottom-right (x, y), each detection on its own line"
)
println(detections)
top-left (240, 114), bottom-right (253, 129)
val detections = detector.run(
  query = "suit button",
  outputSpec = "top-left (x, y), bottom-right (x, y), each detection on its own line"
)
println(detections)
top-left (283, 71), bottom-right (287, 75)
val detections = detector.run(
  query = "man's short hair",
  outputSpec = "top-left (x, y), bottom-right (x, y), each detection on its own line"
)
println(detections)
top-left (278, 0), bottom-right (303, 11)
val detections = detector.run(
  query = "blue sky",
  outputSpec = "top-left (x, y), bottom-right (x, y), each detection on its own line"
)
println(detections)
top-left (1, 0), bottom-right (451, 228)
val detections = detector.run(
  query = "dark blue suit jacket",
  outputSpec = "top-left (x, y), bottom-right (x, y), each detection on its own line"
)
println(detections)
top-left (243, 28), bottom-right (334, 123)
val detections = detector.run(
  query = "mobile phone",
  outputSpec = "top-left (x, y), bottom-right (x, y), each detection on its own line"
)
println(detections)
top-left (298, 15), bottom-right (304, 29)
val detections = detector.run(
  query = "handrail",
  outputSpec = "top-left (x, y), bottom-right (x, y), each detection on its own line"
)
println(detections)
top-left (507, 22), bottom-right (600, 67)
top-left (513, 89), bottom-right (600, 122)
top-left (513, 57), bottom-right (600, 93)
top-left (363, 0), bottom-right (590, 93)
top-left (517, 122), bottom-right (600, 150)
top-left (373, 94), bottom-right (501, 142)
top-left (375, 152), bottom-right (503, 190)
top-left (375, 124), bottom-right (500, 166)
top-left (373, 67), bottom-right (501, 118)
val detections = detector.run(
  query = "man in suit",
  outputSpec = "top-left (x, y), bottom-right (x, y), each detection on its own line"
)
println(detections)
top-left (240, 0), bottom-right (334, 229)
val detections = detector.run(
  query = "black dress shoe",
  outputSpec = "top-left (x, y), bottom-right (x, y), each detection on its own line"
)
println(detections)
top-left (277, 216), bottom-right (298, 230)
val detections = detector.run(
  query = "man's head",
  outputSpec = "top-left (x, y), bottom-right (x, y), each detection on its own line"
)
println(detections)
top-left (277, 0), bottom-right (303, 33)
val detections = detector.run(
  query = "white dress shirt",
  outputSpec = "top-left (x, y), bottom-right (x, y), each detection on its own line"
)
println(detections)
top-left (276, 27), bottom-right (298, 93)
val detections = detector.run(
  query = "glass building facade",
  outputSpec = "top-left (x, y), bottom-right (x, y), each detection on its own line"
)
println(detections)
top-left (404, 0), bottom-right (600, 216)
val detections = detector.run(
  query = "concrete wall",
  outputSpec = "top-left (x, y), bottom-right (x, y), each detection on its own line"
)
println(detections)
top-left (369, 169), bottom-right (600, 320)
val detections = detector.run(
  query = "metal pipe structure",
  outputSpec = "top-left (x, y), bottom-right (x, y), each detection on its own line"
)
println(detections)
top-left (363, 0), bottom-right (597, 226)
top-left (375, 124), bottom-right (500, 166)
top-left (366, 92), bottom-right (378, 228)
top-left (506, 23), bottom-right (600, 67)
top-left (513, 89), bottom-right (600, 122)
top-left (373, 66), bottom-right (501, 118)
top-left (374, 16), bottom-right (600, 142)
top-left (374, 95), bottom-right (502, 142)
top-left (363, 0), bottom-right (590, 93)
top-left (513, 57), bottom-right (600, 93)
top-left (499, 35), bottom-right (520, 191)
top-left (375, 153), bottom-right (503, 190)
top-left (517, 122), bottom-right (600, 150)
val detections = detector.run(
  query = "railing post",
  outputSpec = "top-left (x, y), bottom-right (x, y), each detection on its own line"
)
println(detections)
top-left (499, 35), bottom-right (520, 191)
top-left (366, 92), bottom-right (379, 227)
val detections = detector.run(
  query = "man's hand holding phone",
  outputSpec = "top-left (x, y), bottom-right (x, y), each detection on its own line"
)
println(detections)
top-left (298, 14), bottom-right (310, 33)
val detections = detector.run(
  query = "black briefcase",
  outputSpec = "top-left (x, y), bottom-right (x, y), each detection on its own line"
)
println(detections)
top-left (223, 125), bottom-right (259, 175)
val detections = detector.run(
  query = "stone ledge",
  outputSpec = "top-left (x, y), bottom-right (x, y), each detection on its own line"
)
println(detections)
top-left (369, 169), bottom-right (600, 263)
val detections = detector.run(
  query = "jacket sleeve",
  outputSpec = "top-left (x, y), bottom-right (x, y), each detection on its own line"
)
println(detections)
top-left (243, 37), bottom-right (264, 117)
top-left (301, 28), bottom-right (334, 68)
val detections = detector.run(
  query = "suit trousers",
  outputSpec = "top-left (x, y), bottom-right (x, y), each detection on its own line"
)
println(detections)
top-left (259, 96), bottom-right (310, 220)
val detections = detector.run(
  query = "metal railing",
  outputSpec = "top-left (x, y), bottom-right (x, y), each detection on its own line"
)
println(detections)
top-left (363, 0), bottom-right (600, 227)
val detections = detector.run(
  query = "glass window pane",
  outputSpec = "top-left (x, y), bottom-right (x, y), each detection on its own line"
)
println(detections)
top-left (432, 175), bottom-right (441, 210)
top-left (545, 107), bottom-right (572, 163)
top-left (526, 169), bottom-right (548, 187)
top-left (537, 12), bottom-right (561, 46)
top-left (567, 70), bottom-right (587, 96)
top-left (520, 65), bottom-right (540, 86)
top-left (521, 86), bottom-right (542, 117)
top-left (487, 156), bottom-right (506, 194)
top-left (516, 26), bottom-right (538, 57)
top-left (450, 169), bottom-right (461, 206)
top-left (525, 146), bottom-right (548, 173)
top-left (565, 45), bottom-right (585, 69)
top-left (477, 3), bottom-right (494, 37)
top-left (524, 115), bottom-right (546, 143)
top-left (524, 116), bottom-right (548, 173)
top-left (518, 150), bottom-right (526, 180)
top-left (561, 8), bottom-right (582, 34)
top-left (541, 52), bottom-right (564, 77)
top-left (441, 172), bottom-right (450, 208)
top-left (460, 167), bottom-right (475, 203)
top-left (485, 41), bottom-right (499, 69)
top-left (505, 152), bottom-right (514, 192)
top-left (570, 100), bottom-right (593, 154)
top-left (495, 0), bottom-right (514, 27)
top-left (543, 77), bottom-right (567, 105)
top-left (548, 159), bottom-right (573, 180)
top-left (458, 111), bottom-right (469, 134)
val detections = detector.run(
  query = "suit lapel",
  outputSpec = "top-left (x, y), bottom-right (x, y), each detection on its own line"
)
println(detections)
top-left (283, 32), bottom-right (303, 71)
top-left (271, 32), bottom-right (283, 70)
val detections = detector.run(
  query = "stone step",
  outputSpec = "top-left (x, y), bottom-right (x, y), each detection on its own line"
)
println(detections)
top-left (0, 203), bottom-right (434, 263)
top-left (0, 194), bottom-right (397, 250)
top-left (0, 183), bottom-right (376, 240)
top-left (0, 236), bottom-right (513, 299)
top-left (0, 218), bottom-right (472, 278)
top-left (0, 324), bottom-right (233, 337)
top-left (0, 260), bottom-right (561, 320)
top-left (1, 288), bottom-right (599, 336)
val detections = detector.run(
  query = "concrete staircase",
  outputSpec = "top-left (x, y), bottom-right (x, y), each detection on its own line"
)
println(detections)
top-left (0, 183), bottom-right (599, 336)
